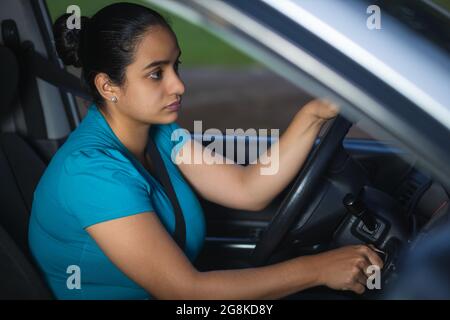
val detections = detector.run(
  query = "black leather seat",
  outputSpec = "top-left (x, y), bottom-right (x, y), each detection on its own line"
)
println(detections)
top-left (0, 45), bottom-right (52, 299)
top-left (0, 224), bottom-right (51, 299)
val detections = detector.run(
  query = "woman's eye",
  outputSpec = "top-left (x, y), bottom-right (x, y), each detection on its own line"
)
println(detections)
top-left (148, 70), bottom-right (162, 80)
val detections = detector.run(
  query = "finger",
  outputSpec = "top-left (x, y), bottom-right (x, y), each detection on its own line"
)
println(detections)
top-left (368, 244), bottom-right (385, 255)
top-left (354, 268), bottom-right (369, 287)
top-left (358, 257), bottom-right (373, 278)
top-left (324, 100), bottom-right (340, 112)
top-left (368, 245), bottom-right (387, 261)
top-left (362, 246), bottom-right (384, 269)
top-left (351, 283), bottom-right (366, 295)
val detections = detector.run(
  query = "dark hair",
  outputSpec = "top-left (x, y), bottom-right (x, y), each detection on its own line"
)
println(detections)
top-left (53, 2), bottom-right (174, 106)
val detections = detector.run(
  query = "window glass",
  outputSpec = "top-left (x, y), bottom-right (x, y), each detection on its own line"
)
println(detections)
top-left (46, 0), bottom-right (379, 139)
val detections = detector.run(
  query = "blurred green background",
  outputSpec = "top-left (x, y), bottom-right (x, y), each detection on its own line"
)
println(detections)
top-left (45, 0), bottom-right (256, 67)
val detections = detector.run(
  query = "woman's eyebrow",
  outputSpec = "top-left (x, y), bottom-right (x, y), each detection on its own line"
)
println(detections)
top-left (142, 51), bottom-right (182, 71)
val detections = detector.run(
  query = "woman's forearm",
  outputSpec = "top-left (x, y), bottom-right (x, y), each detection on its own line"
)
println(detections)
top-left (242, 107), bottom-right (326, 210)
top-left (187, 255), bottom-right (320, 300)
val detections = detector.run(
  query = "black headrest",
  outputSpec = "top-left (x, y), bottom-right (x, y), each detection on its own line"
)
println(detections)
top-left (0, 45), bottom-right (19, 116)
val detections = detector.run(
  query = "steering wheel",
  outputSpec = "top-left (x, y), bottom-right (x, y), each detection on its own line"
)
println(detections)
top-left (251, 115), bottom-right (352, 266)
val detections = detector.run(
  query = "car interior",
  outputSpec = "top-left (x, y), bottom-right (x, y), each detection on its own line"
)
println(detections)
top-left (0, 0), bottom-right (449, 300)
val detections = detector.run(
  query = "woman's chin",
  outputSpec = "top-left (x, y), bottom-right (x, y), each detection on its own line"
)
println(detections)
top-left (158, 110), bottom-right (179, 124)
top-left (167, 110), bottom-right (179, 121)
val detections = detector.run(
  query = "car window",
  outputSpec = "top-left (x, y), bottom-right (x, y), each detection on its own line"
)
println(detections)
top-left (45, 0), bottom-right (371, 139)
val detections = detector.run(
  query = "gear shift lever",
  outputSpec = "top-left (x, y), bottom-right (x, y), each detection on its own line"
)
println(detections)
top-left (343, 193), bottom-right (378, 232)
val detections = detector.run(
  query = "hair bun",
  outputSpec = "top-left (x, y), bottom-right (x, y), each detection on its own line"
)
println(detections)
top-left (53, 13), bottom-right (90, 67)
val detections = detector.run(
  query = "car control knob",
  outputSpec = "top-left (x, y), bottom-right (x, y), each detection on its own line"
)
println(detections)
top-left (343, 193), bottom-right (378, 232)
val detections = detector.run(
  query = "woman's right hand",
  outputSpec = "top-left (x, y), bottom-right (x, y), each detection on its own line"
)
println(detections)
top-left (312, 245), bottom-right (384, 294)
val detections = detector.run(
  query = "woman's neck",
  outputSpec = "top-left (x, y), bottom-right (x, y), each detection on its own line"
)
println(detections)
top-left (99, 105), bottom-right (151, 162)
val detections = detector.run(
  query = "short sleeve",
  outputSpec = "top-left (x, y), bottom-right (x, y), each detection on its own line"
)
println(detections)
top-left (151, 122), bottom-right (192, 163)
top-left (59, 148), bottom-right (154, 228)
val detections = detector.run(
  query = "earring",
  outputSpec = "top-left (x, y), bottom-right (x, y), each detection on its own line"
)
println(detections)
top-left (111, 96), bottom-right (118, 103)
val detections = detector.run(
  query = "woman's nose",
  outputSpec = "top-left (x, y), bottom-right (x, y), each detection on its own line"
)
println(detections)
top-left (168, 72), bottom-right (185, 97)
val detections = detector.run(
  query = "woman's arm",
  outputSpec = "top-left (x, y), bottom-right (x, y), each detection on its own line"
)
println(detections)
top-left (177, 99), bottom-right (338, 211)
top-left (87, 212), bottom-right (383, 299)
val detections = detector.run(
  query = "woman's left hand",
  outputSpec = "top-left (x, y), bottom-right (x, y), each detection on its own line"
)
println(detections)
top-left (301, 98), bottom-right (340, 122)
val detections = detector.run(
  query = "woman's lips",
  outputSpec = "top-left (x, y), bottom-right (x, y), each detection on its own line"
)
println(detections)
top-left (166, 101), bottom-right (181, 112)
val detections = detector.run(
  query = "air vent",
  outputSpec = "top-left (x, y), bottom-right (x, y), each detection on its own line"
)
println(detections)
top-left (395, 170), bottom-right (431, 212)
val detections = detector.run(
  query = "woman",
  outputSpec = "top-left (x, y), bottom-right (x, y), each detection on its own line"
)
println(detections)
top-left (28, 3), bottom-right (383, 300)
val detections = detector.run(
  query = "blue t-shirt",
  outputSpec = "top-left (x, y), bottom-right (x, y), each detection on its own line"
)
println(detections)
top-left (28, 104), bottom-right (205, 300)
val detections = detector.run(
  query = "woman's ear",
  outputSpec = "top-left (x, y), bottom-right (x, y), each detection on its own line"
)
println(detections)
top-left (94, 73), bottom-right (120, 103)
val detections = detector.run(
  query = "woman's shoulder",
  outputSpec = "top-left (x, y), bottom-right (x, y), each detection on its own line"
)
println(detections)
top-left (56, 146), bottom-right (154, 229)
top-left (151, 122), bottom-right (191, 154)
top-left (151, 121), bottom-right (183, 140)
top-left (62, 147), bottom-right (141, 179)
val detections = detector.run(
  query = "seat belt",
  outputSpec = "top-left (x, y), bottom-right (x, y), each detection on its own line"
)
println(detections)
top-left (147, 136), bottom-right (186, 251)
top-left (22, 44), bottom-right (91, 101)
top-left (2, 19), bottom-right (91, 139)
